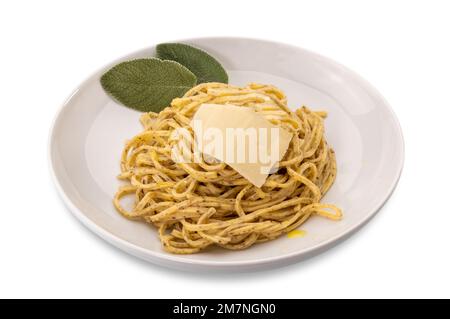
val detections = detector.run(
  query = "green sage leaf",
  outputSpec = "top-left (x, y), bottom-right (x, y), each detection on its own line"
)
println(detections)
top-left (156, 43), bottom-right (228, 84)
top-left (100, 58), bottom-right (197, 112)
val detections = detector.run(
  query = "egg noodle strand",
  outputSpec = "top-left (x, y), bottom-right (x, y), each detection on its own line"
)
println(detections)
top-left (114, 83), bottom-right (342, 254)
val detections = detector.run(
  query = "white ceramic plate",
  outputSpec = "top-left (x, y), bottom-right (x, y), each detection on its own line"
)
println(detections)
top-left (49, 37), bottom-right (404, 271)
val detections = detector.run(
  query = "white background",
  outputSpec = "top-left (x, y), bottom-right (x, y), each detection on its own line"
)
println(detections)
top-left (1, 0), bottom-right (449, 298)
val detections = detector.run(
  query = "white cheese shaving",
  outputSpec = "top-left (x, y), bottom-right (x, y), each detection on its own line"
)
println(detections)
top-left (191, 103), bottom-right (293, 187)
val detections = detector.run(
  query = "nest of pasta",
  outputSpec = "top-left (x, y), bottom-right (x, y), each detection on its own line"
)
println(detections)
top-left (114, 83), bottom-right (341, 254)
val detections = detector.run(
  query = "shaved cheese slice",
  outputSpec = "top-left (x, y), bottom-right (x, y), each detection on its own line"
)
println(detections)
top-left (190, 104), bottom-right (293, 187)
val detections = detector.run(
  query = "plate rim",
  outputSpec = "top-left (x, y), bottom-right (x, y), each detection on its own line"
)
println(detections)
top-left (48, 36), bottom-right (405, 270)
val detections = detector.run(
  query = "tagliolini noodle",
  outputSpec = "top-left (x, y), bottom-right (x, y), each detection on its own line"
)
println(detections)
top-left (114, 83), bottom-right (342, 254)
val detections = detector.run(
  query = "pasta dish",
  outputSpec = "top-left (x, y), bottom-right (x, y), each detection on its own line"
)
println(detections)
top-left (113, 82), bottom-right (342, 254)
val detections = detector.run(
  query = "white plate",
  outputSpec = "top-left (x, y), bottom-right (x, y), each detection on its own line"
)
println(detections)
top-left (49, 37), bottom-right (404, 271)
